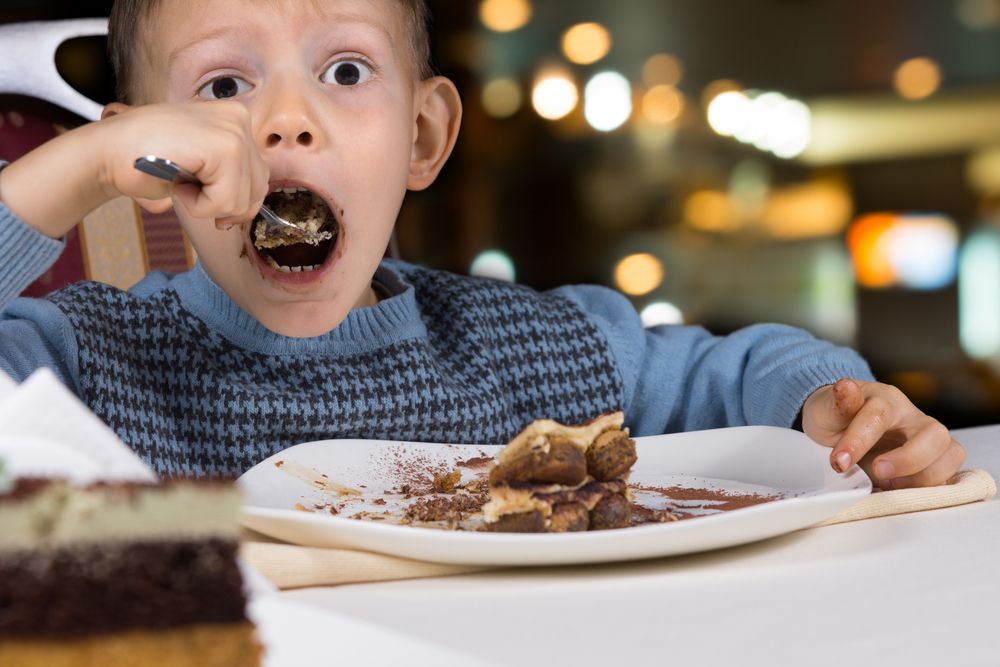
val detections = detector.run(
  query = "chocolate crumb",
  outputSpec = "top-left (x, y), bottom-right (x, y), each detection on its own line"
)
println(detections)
top-left (432, 469), bottom-right (461, 493)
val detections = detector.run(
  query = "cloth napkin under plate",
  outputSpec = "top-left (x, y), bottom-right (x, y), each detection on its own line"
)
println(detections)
top-left (818, 468), bottom-right (996, 526)
top-left (241, 467), bottom-right (997, 590)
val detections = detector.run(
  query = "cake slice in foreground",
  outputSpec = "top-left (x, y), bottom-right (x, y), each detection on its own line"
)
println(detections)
top-left (0, 479), bottom-right (261, 667)
top-left (483, 412), bottom-right (637, 532)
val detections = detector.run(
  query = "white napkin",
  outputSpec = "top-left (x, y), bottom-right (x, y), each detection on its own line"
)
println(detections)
top-left (0, 368), bottom-right (156, 485)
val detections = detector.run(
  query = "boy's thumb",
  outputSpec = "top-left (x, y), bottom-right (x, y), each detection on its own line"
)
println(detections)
top-left (829, 378), bottom-right (865, 429)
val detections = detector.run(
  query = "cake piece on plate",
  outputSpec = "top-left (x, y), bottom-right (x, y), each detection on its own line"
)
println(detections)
top-left (483, 411), bottom-right (637, 532)
top-left (0, 477), bottom-right (262, 667)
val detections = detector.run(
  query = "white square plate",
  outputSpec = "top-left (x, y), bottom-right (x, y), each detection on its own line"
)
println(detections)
top-left (238, 426), bottom-right (871, 566)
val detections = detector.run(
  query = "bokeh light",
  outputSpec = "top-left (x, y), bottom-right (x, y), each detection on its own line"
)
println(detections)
top-left (847, 214), bottom-right (897, 288)
top-left (888, 215), bottom-right (958, 289)
top-left (643, 53), bottom-right (683, 87)
top-left (706, 90), bottom-right (750, 137)
top-left (683, 190), bottom-right (741, 233)
top-left (531, 71), bottom-right (579, 120)
top-left (956, 0), bottom-right (1000, 30)
top-left (640, 301), bottom-right (684, 327)
top-left (614, 253), bottom-right (664, 296)
top-left (960, 229), bottom-right (1000, 359)
top-left (708, 90), bottom-right (811, 159)
top-left (482, 77), bottom-right (523, 118)
top-left (894, 57), bottom-right (942, 100)
top-left (479, 0), bottom-right (533, 32)
top-left (641, 85), bottom-right (685, 125)
top-left (847, 213), bottom-right (958, 290)
top-left (470, 249), bottom-right (516, 282)
top-left (561, 22), bottom-right (612, 65)
top-left (584, 71), bottom-right (633, 132)
top-left (700, 79), bottom-right (743, 109)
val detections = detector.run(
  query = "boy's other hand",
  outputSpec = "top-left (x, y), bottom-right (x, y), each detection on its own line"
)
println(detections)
top-left (100, 101), bottom-right (269, 229)
top-left (801, 378), bottom-right (965, 490)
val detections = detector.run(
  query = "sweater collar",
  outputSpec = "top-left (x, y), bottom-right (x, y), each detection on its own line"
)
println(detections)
top-left (171, 261), bottom-right (426, 355)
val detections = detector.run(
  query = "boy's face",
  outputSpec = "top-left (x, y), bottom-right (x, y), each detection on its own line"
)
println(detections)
top-left (130, 0), bottom-right (457, 336)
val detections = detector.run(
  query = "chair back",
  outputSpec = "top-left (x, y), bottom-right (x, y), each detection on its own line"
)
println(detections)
top-left (0, 19), bottom-right (194, 294)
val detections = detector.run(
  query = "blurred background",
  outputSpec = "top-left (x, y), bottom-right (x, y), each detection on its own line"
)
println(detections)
top-left (2, 0), bottom-right (1000, 427)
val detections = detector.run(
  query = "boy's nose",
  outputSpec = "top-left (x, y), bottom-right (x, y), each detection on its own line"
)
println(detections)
top-left (265, 128), bottom-right (313, 148)
top-left (256, 89), bottom-right (324, 153)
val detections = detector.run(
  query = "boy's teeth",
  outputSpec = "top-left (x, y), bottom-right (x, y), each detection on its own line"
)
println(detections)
top-left (262, 255), bottom-right (321, 273)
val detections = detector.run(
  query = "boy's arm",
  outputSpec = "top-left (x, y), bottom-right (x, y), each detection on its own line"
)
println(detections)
top-left (0, 202), bottom-right (79, 388)
top-left (559, 284), bottom-right (964, 489)
top-left (554, 284), bottom-right (874, 434)
top-left (0, 101), bottom-right (267, 239)
top-left (0, 100), bottom-right (267, 389)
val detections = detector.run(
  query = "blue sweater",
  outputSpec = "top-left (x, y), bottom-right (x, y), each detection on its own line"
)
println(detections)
top-left (0, 203), bottom-right (873, 477)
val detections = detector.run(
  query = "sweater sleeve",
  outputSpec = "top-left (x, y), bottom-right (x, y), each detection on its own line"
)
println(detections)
top-left (0, 202), bottom-right (79, 388)
top-left (554, 284), bottom-right (876, 435)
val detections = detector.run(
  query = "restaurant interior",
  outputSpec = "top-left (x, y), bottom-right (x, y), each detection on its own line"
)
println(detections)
top-left (2, 0), bottom-right (1000, 428)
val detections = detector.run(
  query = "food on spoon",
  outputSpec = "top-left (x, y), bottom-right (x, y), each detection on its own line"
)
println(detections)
top-left (252, 187), bottom-right (337, 249)
top-left (482, 411), bottom-right (637, 532)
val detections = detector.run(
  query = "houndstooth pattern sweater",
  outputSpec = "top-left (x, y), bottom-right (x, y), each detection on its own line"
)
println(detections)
top-left (0, 203), bottom-right (874, 477)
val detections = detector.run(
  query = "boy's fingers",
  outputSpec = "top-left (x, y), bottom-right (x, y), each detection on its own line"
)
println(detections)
top-left (869, 416), bottom-right (952, 480)
top-left (878, 440), bottom-right (966, 490)
top-left (829, 395), bottom-right (894, 472)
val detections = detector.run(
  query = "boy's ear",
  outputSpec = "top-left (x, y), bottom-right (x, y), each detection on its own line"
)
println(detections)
top-left (408, 77), bottom-right (462, 191)
top-left (101, 102), bottom-right (129, 120)
top-left (101, 103), bottom-right (174, 215)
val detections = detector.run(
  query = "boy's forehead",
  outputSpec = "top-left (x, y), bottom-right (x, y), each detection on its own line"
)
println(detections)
top-left (147, 0), bottom-right (406, 53)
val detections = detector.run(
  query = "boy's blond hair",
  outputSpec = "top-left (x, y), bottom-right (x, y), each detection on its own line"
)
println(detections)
top-left (108, 0), bottom-right (433, 104)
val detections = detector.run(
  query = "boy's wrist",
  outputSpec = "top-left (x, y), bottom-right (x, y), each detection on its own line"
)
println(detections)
top-left (0, 124), bottom-right (116, 239)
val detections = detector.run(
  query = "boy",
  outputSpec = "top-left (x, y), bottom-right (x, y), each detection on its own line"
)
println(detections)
top-left (0, 0), bottom-right (964, 488)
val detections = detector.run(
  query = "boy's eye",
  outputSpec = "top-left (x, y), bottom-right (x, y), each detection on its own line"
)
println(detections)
top-left (197, 76), bottom-right (253, 100)
top-left (321, 60), bottom-right (373, 86)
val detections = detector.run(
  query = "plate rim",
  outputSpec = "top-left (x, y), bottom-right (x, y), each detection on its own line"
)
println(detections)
top-left (238, 426), bottom-right (872, 565)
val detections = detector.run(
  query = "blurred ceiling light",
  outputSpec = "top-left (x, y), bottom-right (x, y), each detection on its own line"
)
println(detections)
top-left (640, 301), bottom-right (684, 327)
top-left (683, 190), bottom-right (741, 232)
top-left (700, 79), bottom-right (742, 109)
top-left (956, 0), bottom-right (1000, 29)
top-left (960, 229), bottom-right (1000, 359)
top-left (614, 253), bottom-right (664, 296)
top-left (706, 90), bottom-right (750, 137)
top-left (709, 89), bottom-right (811, 159)
top-left (470, 249), bottom-right (516, 282)
top-left (643, 53), bottom-right (683, 87)
top-left (482, 77), bottom-right (523, 118)
top-left (641, 85), bottom-right (685, 125)
top-left (584, 71), bottom-right (633, 132)
top-left (894, 57), bottom-right (942, 100)
top-left (561, 22), bottom-right (612, 65)
top-left (531, 71), bottom-right (578, 120)
top-left (761, 181), bottom-right (853, 239)
top-left (479, 0), bottom-right (532, 32)
top-left (847, 213), bottom-right (958, 290)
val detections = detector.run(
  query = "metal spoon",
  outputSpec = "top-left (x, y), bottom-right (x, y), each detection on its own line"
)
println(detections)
top-left (133, 155), bottom-right (308, 239)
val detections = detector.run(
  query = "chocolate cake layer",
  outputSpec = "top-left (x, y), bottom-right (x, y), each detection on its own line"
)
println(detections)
top-left (0, 538), bottom-right (246, 638)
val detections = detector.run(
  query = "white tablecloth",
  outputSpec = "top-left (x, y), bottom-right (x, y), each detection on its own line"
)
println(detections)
top-left (283, 425), bottom-right (1000, 666)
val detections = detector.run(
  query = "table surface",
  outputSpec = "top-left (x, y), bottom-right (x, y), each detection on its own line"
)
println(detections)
top-left (282, 425), bottom-right (1000, 666)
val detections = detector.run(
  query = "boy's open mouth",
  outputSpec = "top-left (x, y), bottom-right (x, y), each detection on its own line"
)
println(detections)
top-left (250, 187), bottom-right (340, 273)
